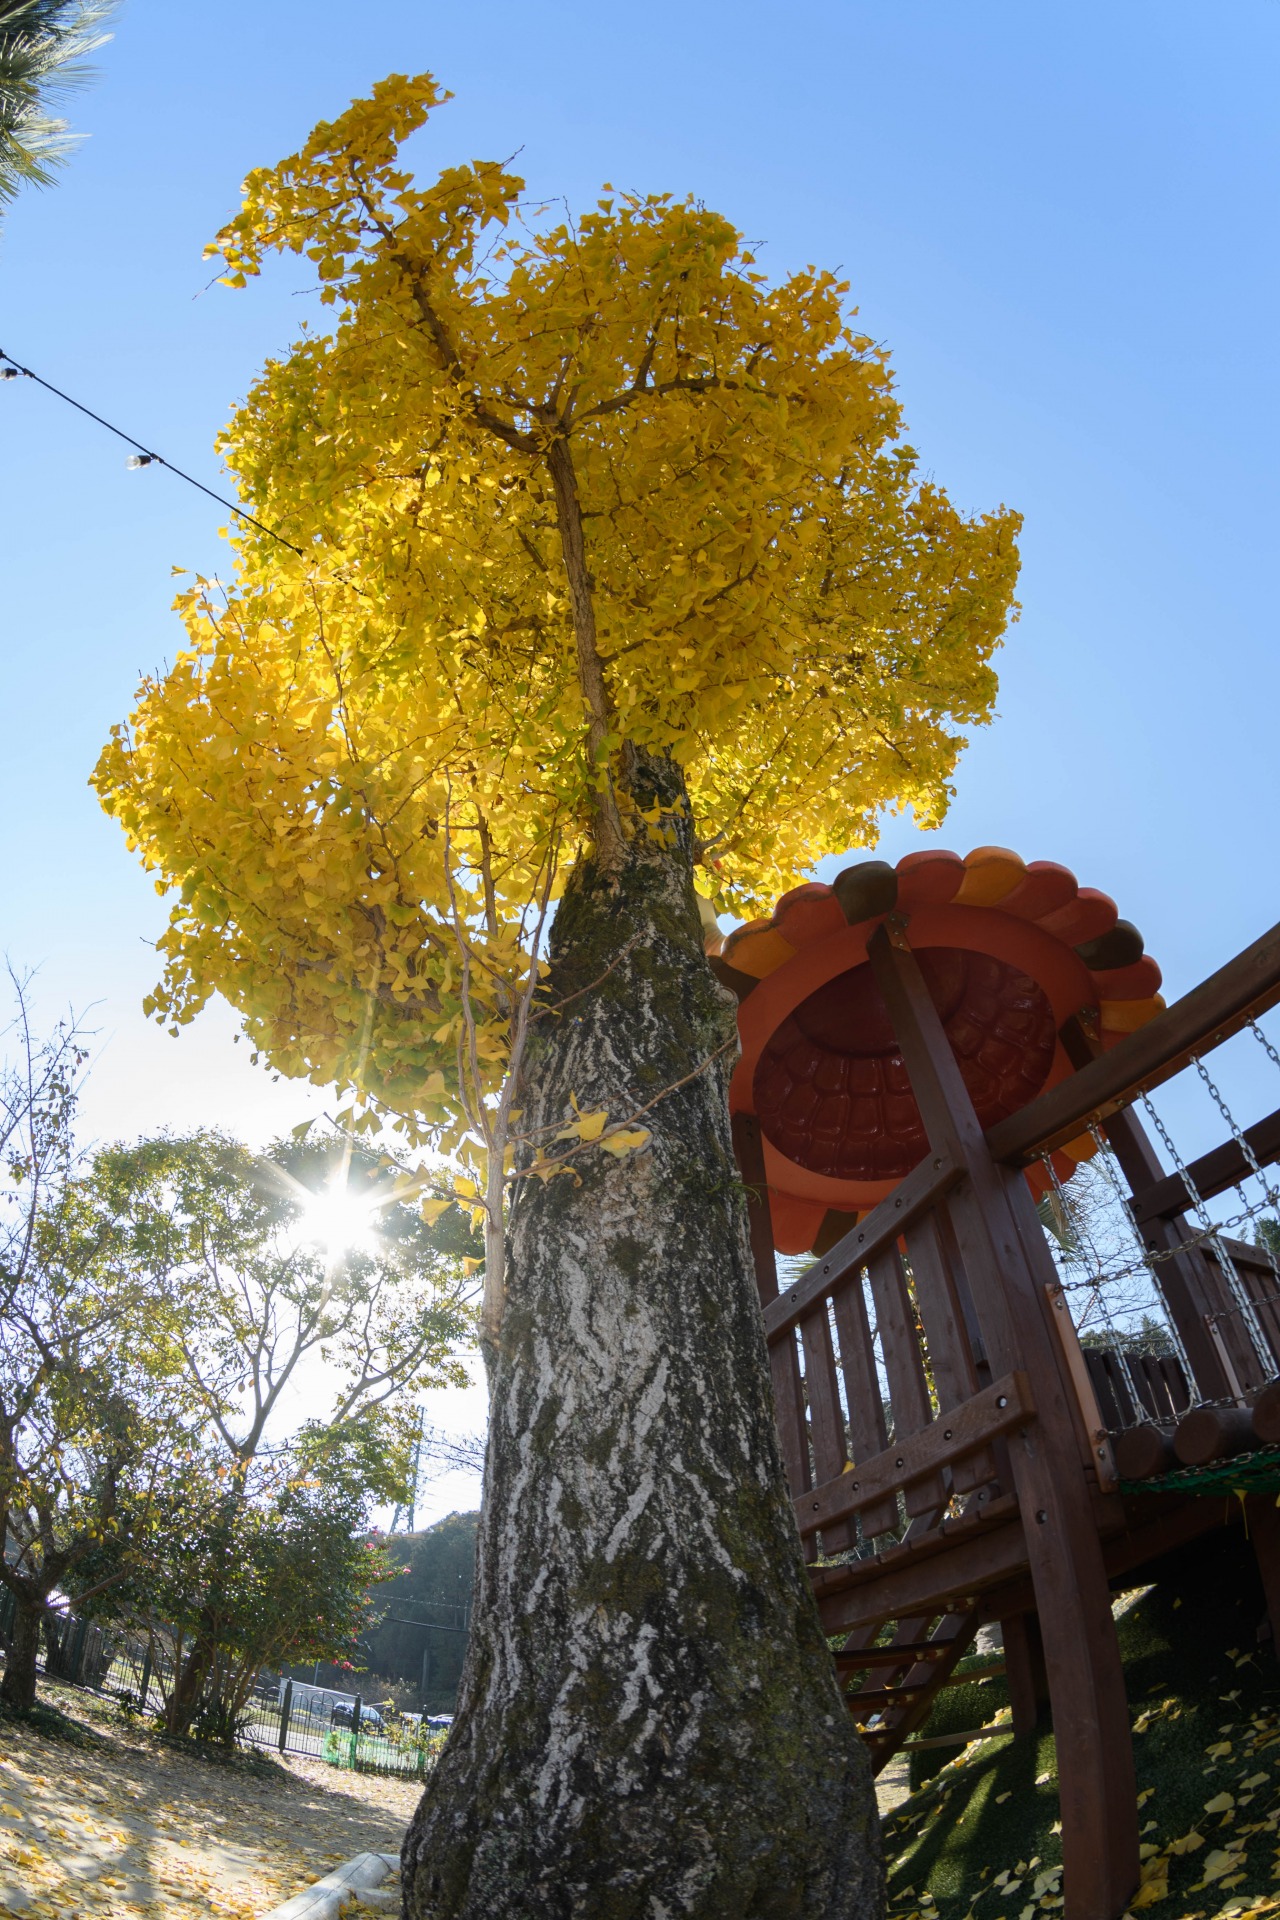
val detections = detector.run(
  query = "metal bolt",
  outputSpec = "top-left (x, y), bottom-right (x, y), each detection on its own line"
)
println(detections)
top-left (943, 1429), bottom-right (953, 1440)
top-left (996, 1395), bottom-right (1008, 1409)
top-left (1036, 1509), bottom-right (1048, 1524)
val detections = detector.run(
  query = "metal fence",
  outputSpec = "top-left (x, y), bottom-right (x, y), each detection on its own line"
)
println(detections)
top-left (0, 1590), bottom-right (444, 1778)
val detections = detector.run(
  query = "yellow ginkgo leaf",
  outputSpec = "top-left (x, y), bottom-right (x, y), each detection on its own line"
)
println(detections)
top-left (598, 1128), bottom-right (652, 1158)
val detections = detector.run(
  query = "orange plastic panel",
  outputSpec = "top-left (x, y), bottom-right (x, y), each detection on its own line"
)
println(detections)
top-left (752, 946), bottom-right (1057, 1187)
top-left (896, 849), bottom-right (965, 908)
top-left (1100, 994), bottom-right (1166, 1033)
top-left (954, 846), bottom-right (1027, 907)
top-left (1037, 887), bottom-right (1117, 947)
top-left (995, 860), bottom-right (1078, 922)
top-left (773, 883), bottom-right (847, 948)
top-left (726, 928), bottom-right (797, 980)
top-left (1088, 955), bottom-right (1162, 1001)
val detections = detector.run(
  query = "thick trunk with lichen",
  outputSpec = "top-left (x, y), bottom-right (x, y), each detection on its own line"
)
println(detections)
top-left (403, 755), bottom-right (881, 1919)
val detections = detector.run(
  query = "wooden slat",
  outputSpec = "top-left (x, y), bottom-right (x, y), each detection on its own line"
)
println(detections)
top-left (865, 1245), bottom-right (948, 1517)
top-left (915, 1207), bottom-right (999, 1495)
top-left (830, 1271), bottom-right (897, 1539)
top-left (1208, 1238), bottom-right (1280, 1377)
top-left (798, 1301), bottom-right (856, 1553)
top-left (770, 1328), bottom-right (810, 1498)
top-left (816, 1512), bottom-right (1026, 1638)
top-left (762, 1152), bottom-right (960, 1340)
top-left (795, 1371), bottom-right (1034, 1540)
top-left (987, 917), bottom-right (1280, 1165)
top-left (812, 1493), bottom-right (1020, 1606)
top-left (1129, 1106), bottom-right (1280, 1224)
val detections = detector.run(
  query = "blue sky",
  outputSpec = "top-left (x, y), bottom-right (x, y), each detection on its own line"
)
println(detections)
top-left (3, 0), bottom-right (1278, 1163)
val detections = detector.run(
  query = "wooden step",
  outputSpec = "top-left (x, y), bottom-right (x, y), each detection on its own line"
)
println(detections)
top-left (844, 1678), bottom-right (936, 1710)
top-left (832, 1642), bottom-right (947, 1667)
top-left (901, 1723), bottom-right (1015, 1751)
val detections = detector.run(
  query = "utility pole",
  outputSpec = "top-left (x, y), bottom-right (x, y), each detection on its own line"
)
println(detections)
top-left (389, 1407), bottom-right (425, 1534)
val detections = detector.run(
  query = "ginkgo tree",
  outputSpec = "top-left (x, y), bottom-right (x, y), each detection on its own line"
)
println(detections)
top-left (96, 73), bottom-right (1020, 1920)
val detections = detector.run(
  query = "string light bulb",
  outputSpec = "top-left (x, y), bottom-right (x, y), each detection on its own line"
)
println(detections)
top-left (126, 453), bottom-right (155, 469)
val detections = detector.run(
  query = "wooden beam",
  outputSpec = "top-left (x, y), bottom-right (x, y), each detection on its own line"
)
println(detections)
top-left (816, 1518), bottom-right (1029, 1637)
top-left (795, 1372), bottom-right (1034, 1540)
top-left (986, 918), bottom-right (1280, 1166)
top-left (761, 1151), bottom-right (960, 1341)
top-left (1129, 1106), bottom-right (1280, 1224)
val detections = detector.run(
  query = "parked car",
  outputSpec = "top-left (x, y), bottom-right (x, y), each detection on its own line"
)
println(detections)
top-left (331, 1700), bottom-right (384, 1732)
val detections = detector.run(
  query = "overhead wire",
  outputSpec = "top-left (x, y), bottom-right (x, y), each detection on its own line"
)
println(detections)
top-left (0, 343), bottom-right (306, 560)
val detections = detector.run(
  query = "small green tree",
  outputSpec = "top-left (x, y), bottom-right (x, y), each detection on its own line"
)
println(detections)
top-left (0, 977), bottom-right (194, 1712)
top-left (85, 1129), bottom-right (476, 1733)
top-left (95, 1433), bottom-right (398, 1743)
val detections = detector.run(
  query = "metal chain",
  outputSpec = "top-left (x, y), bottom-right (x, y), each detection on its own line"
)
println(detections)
top-left (1043, 1152), bottom-right (1136, 1348)
top-left (1086, 1127), bottom-right (1200, 1397)
top-left (1250, 1017), bottom-right (1280, 1076)
top-left (1141, 1085), bottom-right (1273, 1365)
top-left (1193, 1053), bottom-right (1280, 1203)
top-left (1192, 1051), bottom-right (1280, 1301)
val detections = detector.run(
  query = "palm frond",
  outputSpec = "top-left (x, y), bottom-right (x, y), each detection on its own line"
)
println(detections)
top-left (0, 0), bottom-right (114, 205)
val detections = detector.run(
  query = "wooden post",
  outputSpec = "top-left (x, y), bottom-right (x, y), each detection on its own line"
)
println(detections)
top-left (278, 1677), bottom-right (293, 1753)
top-left (1245, 1496), bottom-right (1280, 1657)
top-left (1002, 1614), bottom-right (1046, 1736)
top-left (730, 1109), bottom-right (809, 1497)
top-left (868, 925), bottom-right (1139, 1920)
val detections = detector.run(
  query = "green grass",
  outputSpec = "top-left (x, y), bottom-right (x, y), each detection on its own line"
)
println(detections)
top-left (883, 1524), bottom-right (1280, 1920)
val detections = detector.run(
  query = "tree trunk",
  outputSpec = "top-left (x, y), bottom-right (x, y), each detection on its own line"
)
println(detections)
top-left (404, 754), bottom-right (881, 1919)
top-left (0, 1595), bottom-right (44, 1713)
top-left (167, 1627), bottom-right (213, 1735)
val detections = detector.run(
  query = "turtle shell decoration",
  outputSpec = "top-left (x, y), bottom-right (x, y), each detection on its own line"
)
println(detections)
top-left (711, 847), bottom-right (1164, 1257)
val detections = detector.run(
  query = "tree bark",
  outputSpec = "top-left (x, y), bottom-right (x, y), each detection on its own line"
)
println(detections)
top-left (0, 1595), bottom-right (44, 1713)
top-left (403, 753), bottom-right (881, 1919)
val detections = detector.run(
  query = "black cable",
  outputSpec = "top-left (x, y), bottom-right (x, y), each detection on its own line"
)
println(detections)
top-left (0, 344), bottom-right (307, 558)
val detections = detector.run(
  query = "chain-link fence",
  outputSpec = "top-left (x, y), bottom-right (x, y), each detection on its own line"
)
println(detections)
top-left (0, 1590), bottom-right (446, 1778)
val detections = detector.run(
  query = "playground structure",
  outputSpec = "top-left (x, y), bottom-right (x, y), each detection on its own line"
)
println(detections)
top-left (715, 848), bottom-right (1280, 1920)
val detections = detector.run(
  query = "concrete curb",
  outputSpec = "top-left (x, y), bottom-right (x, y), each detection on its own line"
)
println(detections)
top-left (260, 1850), bottom-right (399, 1920)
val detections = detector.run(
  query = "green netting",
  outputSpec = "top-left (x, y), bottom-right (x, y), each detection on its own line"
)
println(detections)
top-left (1120, 1443), bottom-right (1280, 1498)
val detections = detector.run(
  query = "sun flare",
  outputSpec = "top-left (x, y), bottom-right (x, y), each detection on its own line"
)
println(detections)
top-left (296, 1181), bottom-right (380, 1263)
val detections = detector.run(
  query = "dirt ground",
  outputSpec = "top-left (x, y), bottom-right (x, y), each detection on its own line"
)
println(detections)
top-left (0, 1683), bottom-right (418, 1919)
